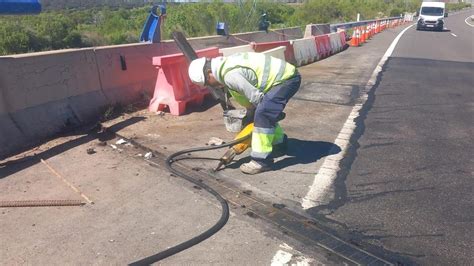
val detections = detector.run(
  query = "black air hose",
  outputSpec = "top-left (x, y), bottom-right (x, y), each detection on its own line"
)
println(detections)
top-left (129, 133), bottom-right (251, 265)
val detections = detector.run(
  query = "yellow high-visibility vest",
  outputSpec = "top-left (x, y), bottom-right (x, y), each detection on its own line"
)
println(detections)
top-left (218, 52), bottom-right (296, 107)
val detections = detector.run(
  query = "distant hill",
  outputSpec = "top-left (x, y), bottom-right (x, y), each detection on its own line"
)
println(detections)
top-left (40, 0), bottom-right (158, 10)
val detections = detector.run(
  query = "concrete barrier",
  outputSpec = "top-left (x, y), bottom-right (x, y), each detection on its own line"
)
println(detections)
top-left (304, 24), bottom-right (330, 38)
top-left (0, 26), bottom-right (320, 158)
top-left (0, 49), bottom-right (106, 159)
top-left (220, 44), bottom-right (254, 56)
top-left (251, 41), bottom-right (296, 66)
top-left (185, 27), bottom-right (303, 50)
top-left (261, 46), bottom-right (286, 60)
top-left (0, 71), bottom-right (23, 159)
top-left (291, 38), bottom-right (318, 66)
top-left (231, 27), bottom-right (302, 42)
top-left (94, 42), bottom-right (178, 104)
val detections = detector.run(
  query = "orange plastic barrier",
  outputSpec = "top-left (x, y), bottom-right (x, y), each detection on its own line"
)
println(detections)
top-left (252, 41), bottom-right (296, 65)
top-left (149, 47), bottom-right (221, 115)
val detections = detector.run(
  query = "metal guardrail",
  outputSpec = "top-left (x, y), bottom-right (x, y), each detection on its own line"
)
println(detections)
top-left (330, 16), bottom-right (403, 32)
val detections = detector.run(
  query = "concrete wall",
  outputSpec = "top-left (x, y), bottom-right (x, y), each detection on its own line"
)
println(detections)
top-left (0, 49), bottom-right (107, 158)
top-left (187, 27), bottom-right (303, 49)
top-left (0, 27), bottom-right (303, 159)
top-left (261, 46), bottom-right (287, 61)
top-left (95, 43), bottom-right (173, 104)
top-left (220, 44), bottom-right (254, 56)
top-left (304, 24), bottom-right (330, 38)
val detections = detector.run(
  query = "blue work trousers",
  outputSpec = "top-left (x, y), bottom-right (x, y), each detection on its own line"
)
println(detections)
top-left (251, 73), bottom-right (301, 163)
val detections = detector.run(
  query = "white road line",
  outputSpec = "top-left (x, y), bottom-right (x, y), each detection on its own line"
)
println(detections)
top-left (451, 33), bottom-right (458, 37)
top-left (271, 243), bottom-right (313, 266)
top-left (271, 250), bottom-right (293, 266)
top-left (465, 16), bottom-right (474, 27)
top-left (301, 24), bottom-right (415, 210)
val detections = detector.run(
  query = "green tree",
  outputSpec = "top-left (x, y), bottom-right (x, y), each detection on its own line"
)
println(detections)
top-left (1, 0), bottom-right (434, 56)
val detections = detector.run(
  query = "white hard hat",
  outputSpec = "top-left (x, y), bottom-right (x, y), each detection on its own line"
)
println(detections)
top-left (188, 57), bottom-right (207, 86)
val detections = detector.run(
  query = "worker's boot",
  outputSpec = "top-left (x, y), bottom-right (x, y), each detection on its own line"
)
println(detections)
top-left (240, 160), bottom-right (271, 175)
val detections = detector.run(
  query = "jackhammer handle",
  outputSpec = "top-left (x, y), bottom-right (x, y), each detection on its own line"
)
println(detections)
top-left (172, 31), bottom-right (198, 61)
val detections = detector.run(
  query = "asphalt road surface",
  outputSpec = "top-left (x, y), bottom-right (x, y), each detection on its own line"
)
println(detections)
top-left (318, 9), bottom-right (473, 265)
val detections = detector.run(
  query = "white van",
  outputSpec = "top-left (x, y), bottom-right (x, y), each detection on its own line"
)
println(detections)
top-left (416, 1), bottom-right (446, 31)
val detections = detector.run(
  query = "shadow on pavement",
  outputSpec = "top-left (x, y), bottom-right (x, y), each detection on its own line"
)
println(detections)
top-left (0, 117), bottom-right (145, 179)
top-left (273, 139), bottom-right (341, 170)
top-left (226, 139), bottom-right (341, 171)
top-left (417, 28), bottom-right (451, 32)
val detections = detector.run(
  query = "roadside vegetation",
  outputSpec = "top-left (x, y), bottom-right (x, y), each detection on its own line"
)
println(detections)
top-left (446, 2), bottom-right (472, 12)
top-left (0, 0), bottom-right (470, 56)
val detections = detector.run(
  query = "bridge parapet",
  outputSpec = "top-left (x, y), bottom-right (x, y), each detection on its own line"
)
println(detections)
top-left (0, 18), bottom-right (412, 159)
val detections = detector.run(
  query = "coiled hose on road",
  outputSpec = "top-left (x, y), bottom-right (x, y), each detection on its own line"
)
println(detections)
top-left (129, 134), bottom-right (251, 265)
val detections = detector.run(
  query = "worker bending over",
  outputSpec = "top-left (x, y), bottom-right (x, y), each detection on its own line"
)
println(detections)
top-left (188, 52), bottom-right (301, 174)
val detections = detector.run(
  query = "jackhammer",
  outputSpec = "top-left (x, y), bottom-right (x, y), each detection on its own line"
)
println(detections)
top-left (214, 111), bottom-right (286, 171)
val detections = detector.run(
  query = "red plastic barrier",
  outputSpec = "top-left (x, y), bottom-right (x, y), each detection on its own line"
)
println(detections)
top-left (313, 36), bottom-right (324, 58)
top-left (149, 47), bottom-right (220, 115)
top-left (314, 35), bottom-right (331, 58)
top-left (252, 41), bottom-right (296, 66)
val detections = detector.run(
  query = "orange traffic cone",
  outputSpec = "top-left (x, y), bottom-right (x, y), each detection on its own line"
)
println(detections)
top-left (358, 28), bottom-right (362, 45)
top-left (350, 28), bottom-right (359, 47)
top-left (356, 27), bottom-right (361, 45)
top-left (360, 27), bottom-right (366, 43)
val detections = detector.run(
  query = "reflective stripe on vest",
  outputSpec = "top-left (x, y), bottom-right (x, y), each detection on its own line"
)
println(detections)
top-left (219, 52), bottom-right (296, 93)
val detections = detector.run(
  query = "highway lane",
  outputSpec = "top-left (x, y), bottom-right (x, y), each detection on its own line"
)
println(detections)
top-left (315, 9), bottom-right (474, 264)
top-left (395, 9), bottom-right (474, 62)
